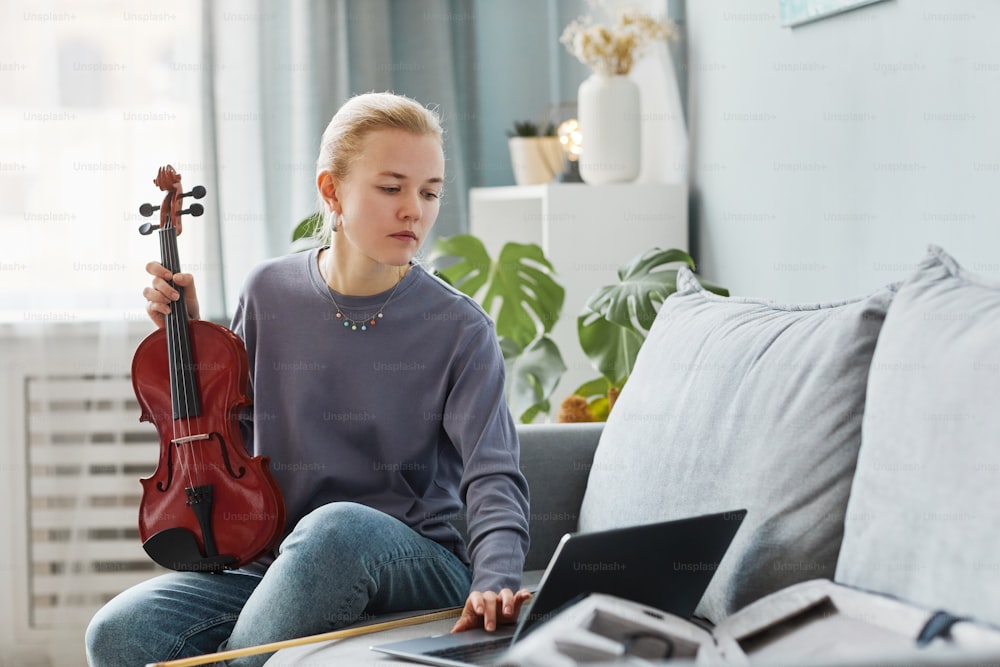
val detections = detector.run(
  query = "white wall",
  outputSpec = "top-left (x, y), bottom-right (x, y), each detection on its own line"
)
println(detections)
top-left (686, 0), bottom-right (1000, 302)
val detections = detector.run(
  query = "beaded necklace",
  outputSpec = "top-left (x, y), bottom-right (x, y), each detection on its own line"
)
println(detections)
top-left (321, 259), bottom-right (405, 332)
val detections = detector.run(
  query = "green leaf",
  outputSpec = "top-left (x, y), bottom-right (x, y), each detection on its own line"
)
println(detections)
top-left (429, 236), bottom-right (565, 351)
top-left (431, 268), bottom-right (454, 287)
top-left (507, 120), bottom-right (557, 137)
top-left (291, 212), bottom-right (324, 252)
top-left (482, 243), bottom-right (564, 349)
top-left (577, 247), bottom-right (729, 387)
top-left (497, 336), bottom-right (522, 361)
top-left (586, 397), bottom-right (611, 422)
top-left (508, 335), bottom-right (567, 424)
top-left (577, 309), bottom-right (646, 386)
top-left (428, 234), bottom-right (492, 298)
top-left (572, 376), bottom-right (613, 400)
top-left (571, 376), bottom-right (614, 421)
top-left (585, 248), bottom-right (695, 335)
top-left (292, 212), bottom-right (323, 241)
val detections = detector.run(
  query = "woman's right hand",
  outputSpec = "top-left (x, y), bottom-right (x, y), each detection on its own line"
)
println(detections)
top-left (143, 261), bottom-right (200, 329)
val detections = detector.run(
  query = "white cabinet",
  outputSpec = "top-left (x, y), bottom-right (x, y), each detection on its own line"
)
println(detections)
top-left (468, 183), bottom-right (688, 408)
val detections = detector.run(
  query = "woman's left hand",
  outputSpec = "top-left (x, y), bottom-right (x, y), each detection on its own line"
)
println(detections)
top-left (451, 588), bottom-right (532, 633)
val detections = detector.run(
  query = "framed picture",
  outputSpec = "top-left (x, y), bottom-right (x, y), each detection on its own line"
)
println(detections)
top-left (780, 0), bottom-right (891, 27)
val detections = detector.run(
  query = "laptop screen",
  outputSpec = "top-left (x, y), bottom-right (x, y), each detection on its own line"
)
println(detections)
top-left (513, 509), bottom-right (747, 642)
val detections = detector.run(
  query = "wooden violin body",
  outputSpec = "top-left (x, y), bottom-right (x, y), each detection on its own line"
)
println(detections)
top-left (132, 165), bottom-right (285, 572)
top-left (133, 321), bottom-right (285, 571)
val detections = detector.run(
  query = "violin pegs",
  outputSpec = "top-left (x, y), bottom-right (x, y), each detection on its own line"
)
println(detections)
top-left (138, 222), bottom-right (158, 236)
top-left (140, 188), bottom-right (204, 218)
top-left (180, 203), bottom-right (204, 217)
top-left (139, 202), bottom-right (160, 217)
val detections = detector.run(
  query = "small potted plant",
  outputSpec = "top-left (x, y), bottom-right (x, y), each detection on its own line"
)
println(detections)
top-left (506, 120), bottom-right (564, 186)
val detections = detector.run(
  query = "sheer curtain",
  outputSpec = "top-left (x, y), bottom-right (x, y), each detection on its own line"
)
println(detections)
top-left (203, 0), bottom-right (477, 319)
top-left (0, 3), bottom-right (213, 663)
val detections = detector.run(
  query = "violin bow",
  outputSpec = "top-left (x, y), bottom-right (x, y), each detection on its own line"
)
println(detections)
top-left (144, 605), bottom-right (463, 667)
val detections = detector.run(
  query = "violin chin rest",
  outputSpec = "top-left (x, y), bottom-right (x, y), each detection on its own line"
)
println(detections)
top-left (142, 528), bottom-right (239, 573)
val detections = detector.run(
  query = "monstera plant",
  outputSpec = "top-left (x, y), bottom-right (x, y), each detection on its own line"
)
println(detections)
top-left (571, 248), bottom-right (729, 420)
top-left (428, 234), bottom-right (566, 423)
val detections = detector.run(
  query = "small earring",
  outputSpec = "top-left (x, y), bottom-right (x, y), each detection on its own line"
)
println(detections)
top-left (332, 213), bottom-right (340, 233)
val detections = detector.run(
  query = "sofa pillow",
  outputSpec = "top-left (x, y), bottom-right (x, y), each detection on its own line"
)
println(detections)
top-left (835, 245), bottom-right (1000, 625)
top-left (578, 267), bottom-right (896, 623)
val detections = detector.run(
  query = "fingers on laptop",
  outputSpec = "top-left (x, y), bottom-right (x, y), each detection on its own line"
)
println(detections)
top-left (451, 588), bottom-right (533, 633)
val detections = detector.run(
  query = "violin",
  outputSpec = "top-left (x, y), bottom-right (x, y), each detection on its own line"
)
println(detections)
top-left (132, 165), bottom-right (285, 572)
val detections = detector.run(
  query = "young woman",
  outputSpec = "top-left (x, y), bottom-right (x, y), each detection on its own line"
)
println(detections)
top-left (86, 92), bottom-right (531, 667)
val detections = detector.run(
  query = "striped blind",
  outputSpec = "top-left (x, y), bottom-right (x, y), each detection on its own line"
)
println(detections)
top-left (25, 374), bottom-right (166, 629)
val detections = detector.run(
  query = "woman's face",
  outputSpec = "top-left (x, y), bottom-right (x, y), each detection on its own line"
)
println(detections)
top-left (323, 128), bottom-right (444, 268)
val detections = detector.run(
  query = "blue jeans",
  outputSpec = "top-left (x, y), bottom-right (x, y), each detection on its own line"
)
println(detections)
top-left (85, 502), bottom-right (472, 667)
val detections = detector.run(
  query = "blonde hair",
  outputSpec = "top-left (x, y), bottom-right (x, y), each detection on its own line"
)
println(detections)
top-left (314, 92), bottom-right (444, 242)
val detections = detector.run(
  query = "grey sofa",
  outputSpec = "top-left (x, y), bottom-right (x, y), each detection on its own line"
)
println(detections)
top-left (266, 245), bottom-right (1000, 665)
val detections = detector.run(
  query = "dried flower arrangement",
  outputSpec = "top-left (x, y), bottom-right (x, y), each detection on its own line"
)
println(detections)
top-left (560, 1), bottom-right (677, 77)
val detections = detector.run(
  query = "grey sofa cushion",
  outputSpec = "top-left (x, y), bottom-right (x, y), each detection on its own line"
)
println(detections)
top-left (579, 267), bottom-right (896, 623)
top-left (835, 246), bottom-right (1000, 626)
top-left (516, 423), bottom-right (603, 570)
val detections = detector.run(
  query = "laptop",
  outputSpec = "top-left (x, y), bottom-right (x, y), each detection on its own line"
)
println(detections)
top-left (371, 508), bottom-right (747, 666)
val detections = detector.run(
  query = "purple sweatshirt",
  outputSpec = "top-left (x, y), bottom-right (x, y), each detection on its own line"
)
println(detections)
top-left (230, 248), bottom-right (529, 592)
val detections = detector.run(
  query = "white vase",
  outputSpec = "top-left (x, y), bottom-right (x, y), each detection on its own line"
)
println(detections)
top-left (577, 73), bottom-right (641, 184)
top-left (507, 137), bottom-right (564, 186)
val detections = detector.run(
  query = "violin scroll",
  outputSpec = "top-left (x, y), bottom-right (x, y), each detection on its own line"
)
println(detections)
top-left (137, 166), bottom-right (207, 235)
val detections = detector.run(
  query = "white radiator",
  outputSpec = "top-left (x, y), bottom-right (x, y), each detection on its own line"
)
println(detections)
top-left (2, 321), bottom-right (167, 666)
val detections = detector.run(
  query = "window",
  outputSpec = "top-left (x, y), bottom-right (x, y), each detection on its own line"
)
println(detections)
top-left (0, 1), bottom-right (208, 322)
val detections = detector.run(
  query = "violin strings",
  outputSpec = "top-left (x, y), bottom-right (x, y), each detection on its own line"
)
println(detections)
top-left (163, 196), bottom-right (201, 491)
top-left (161, 217), bottom-right (186, 491)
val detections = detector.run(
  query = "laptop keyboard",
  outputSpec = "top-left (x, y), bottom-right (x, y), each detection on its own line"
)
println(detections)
top-left (424, 636), bottom-right (513, 665)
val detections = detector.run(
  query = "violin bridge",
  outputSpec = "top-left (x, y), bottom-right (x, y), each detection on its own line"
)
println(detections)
top-left (172, 433), bottom-right (211, 446)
